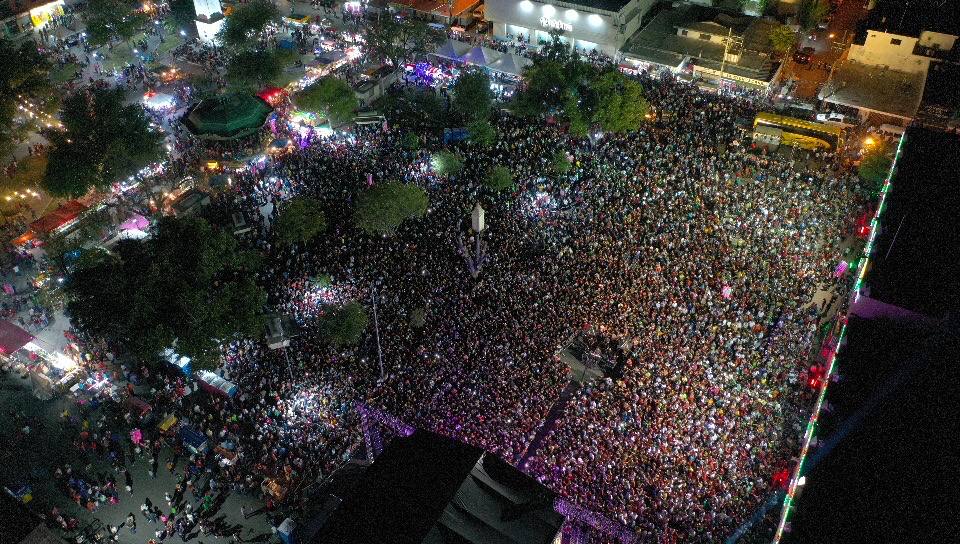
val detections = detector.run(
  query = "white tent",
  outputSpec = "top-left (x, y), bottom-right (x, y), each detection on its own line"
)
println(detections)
top-left (434, 39), bottom-right (471, 61)
top-left (486, 54), bottom-right (532, 76)
top-left (462, 46), bottom-right (502, 67)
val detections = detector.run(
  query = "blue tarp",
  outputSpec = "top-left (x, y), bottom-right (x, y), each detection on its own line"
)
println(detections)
top-left (179, 425), bottom-right (209, 453)
top-left (443, 127), bottom-right (469, 144)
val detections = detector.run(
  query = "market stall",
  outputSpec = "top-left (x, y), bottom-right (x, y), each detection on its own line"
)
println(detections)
top-left (196, 370), bottom-right (238, 397)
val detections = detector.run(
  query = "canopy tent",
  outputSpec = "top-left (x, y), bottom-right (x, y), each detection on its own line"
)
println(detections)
top-left (462, 46), bottom-right (501, 67)
top-left (119, 213), bottom-right (149, 231)
top-left (434, 39), bottom-right (471, 61)
top-left (0, 320), bottom-right (34, 357)
top-left (182, 94), bottom-right (274, 140)
top-left (29, 200), bottom-right (88, 236)
top-left (486, 54), bottom-right (532, 76)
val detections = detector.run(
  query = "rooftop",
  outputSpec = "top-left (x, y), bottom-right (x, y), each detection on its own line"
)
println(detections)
top-left (622, 5), bottom-right (777, 82)
top-left (818, 60), bottom-right (926, 118)
top-left (314, 430), bottom-right (563, 544)
top-left (856, 0), bottom-right (960, 41)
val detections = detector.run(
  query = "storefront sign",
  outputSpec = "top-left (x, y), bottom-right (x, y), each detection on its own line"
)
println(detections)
top-left (540, 17), bottom-right (572, 32)
top-left (694, 65), bottom-right (767, 88)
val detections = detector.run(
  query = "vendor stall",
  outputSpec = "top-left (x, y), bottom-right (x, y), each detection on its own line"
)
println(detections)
top-left (179, 425), bottom-right (209, 454)
top-left (196, 370), bottom-right (238, 397)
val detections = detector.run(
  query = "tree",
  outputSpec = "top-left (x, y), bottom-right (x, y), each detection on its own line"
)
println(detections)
top-left (799, 0), bottom-right (830, 31)
top-left (65, 216), bottom-right (267, 370)
top-left (401, 132), bottom-right (420, 151)
top-left (769, 25), bottom-right (799, 54)
top-left (319, 301), bottom-right (369, 347)
top-left (484, 165), bottom-right (514, 192)
top-left (591, 70), bottom-right (649, 133)
top-left (363, 16), bottom-right (443, 67)
top-left (43, 88), bottom-right (164, 197)
top-left (409, 306), bottom-right (427, 329)
top-left (431, 150), bottom-right (464, 177)
top-left (226, 49), bottom-right (284, 89)
top-left (514, 59), bottom-right (568, 117)
top-left (273, 196), bottom-right (327, 245)
top-left (859, 142), bottom-right (894, 189)
top-left (167, 0), bottom-right (196, 34)
top-left (451, 69), bottom-right (493, 124)
top-left (84, 0), bottom-right (146, 46)
top-left (221, 0), bottom-right (280, 48)
top-left (468, 119), bottom-right (496, 147)
top-left (551, 150), bottom-right (572, 174)
top-left (0, 39), bottom-right (52, 157)
top-left (295, 77), bottom-right (359, 124)
top-left (354, 181), bottom-right (429, 235)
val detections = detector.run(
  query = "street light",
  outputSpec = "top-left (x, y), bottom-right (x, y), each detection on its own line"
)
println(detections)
top-left (864, 136), bottom-right (875, 146)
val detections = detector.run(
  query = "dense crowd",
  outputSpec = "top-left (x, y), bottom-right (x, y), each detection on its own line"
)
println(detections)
top-left (205, 68), bottom-right (867, 542)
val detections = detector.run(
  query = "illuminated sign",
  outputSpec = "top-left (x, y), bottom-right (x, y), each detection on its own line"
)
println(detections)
top-left (540, 17), bottom-right (572, 32)
top-left (29, 1), bottom-right (65, 29)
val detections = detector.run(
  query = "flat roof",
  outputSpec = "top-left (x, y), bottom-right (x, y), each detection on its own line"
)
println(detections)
top-left (622, 5), bottom-right (776, 81)
top-left (818, 60), bottom-right (926, 118)
top-left (391, 0), bottom-right (480, 17)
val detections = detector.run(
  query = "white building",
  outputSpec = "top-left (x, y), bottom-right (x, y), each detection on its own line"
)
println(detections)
top-left (483, 0), bottom-right (655, 56)
top-left (820, 28), bottom-right (958, 122)
top-left (194, 0), bottom-right (225, 44)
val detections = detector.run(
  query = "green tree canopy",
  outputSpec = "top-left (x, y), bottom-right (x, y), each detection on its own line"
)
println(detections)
top-left (514, 56), bottom-right (599, 128)
top-left (551, 150), bottom-right (572, 174)
top-left (226, 49), bottom-right (284, 89)
top-left (43, 87), bottom-right (164, 197)
top-left (221, 0), bottom-right (280, 48)
top-left (354, 181), bottom-right (429, 235)
top-left (451, 69), bottom-right (493, 124)
top-left (590, 70), bottom-right (649, 133)
top-left (0, 39), bottom-right (53, 156)
top-left (65, 216), bottom-right (267, 369)
top-left (769, 25), bottom-right (799, 54)
top-left (468, 119), bottom-right (496, 147)
top-left (294, 76), bottom-right (359, 124)
top-left (84, 0), bottom-right (146, 46)
top-left (799, 0), bottom-right (830, 31)
top-left (859, 142), bottom-right (894, 189)
top-left (167, 0), bottom-right (196, 33)
top-left (401, 132), bottom-right (420, 151)
top-left (484, 165), bottom-right (514, 192)
top-left (319, 301), bottom-right (369, 347)
top-left (273, 196), bottom-right (327, 245)
top-left (363, 16), bottom-right (443, 67)
top-left (431, 150), bottom-right (464, 177)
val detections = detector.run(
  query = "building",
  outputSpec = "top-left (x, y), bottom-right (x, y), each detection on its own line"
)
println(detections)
top-left (621, 4), bottom-right (781, 90)
top-left (313, 430), bottom-right (565, 544)
top-left (484, 0), bottom-right (655, 56)
top-left (389, 0), bottom-right (484, 26)
top-left (0, 0), bottom-right (65, 41)
top-left (194, 0), bottom-right (225, 44)
top-left (819, 0), bottom-right (960, 123)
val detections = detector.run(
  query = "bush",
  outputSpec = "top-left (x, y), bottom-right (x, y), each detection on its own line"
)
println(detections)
top-left (551, 150), bottom-right (572, 174)
top-left (431, 150), bottom-right (464, 177)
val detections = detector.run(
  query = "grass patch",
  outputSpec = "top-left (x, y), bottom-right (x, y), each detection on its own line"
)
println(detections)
top-left (50, 63), bottom-right (81, 85)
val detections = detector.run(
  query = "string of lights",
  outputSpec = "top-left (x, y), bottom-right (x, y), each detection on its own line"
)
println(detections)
top-left (772, 132), bottom-right (907, 543)
top-left (16, 94), bottom-right (64, 129)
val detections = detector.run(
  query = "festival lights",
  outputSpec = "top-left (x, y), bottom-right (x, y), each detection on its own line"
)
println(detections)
top-left (773, 132), bottom-right (907, 543)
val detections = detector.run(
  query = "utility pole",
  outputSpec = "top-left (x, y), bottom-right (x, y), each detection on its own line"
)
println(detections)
top-left (370, 281), bottom-right (385, 381)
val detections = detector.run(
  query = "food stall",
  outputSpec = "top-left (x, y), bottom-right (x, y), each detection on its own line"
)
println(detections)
top-left (179, 425), bottom-right (209, 454)
top-left (196, 370), bottom-right (238, 397)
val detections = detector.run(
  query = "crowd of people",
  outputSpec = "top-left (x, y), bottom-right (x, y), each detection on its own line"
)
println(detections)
top-left (204, 66), bottom-right (868, 542)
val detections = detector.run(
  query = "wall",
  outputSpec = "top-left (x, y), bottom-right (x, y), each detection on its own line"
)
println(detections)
top-left (848, 30), bottom-right (930, 73)
top-left (918, 30), bottom-right (957, 51)
top-left (485, 0), bottom-right (654, 55)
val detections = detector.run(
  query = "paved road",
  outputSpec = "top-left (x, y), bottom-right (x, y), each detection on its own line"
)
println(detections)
top-left (778, 0), bottom-right (866, 101)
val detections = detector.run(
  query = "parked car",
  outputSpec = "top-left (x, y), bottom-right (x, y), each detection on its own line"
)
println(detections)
top-left (793, 47), bottom-right (815, 64)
